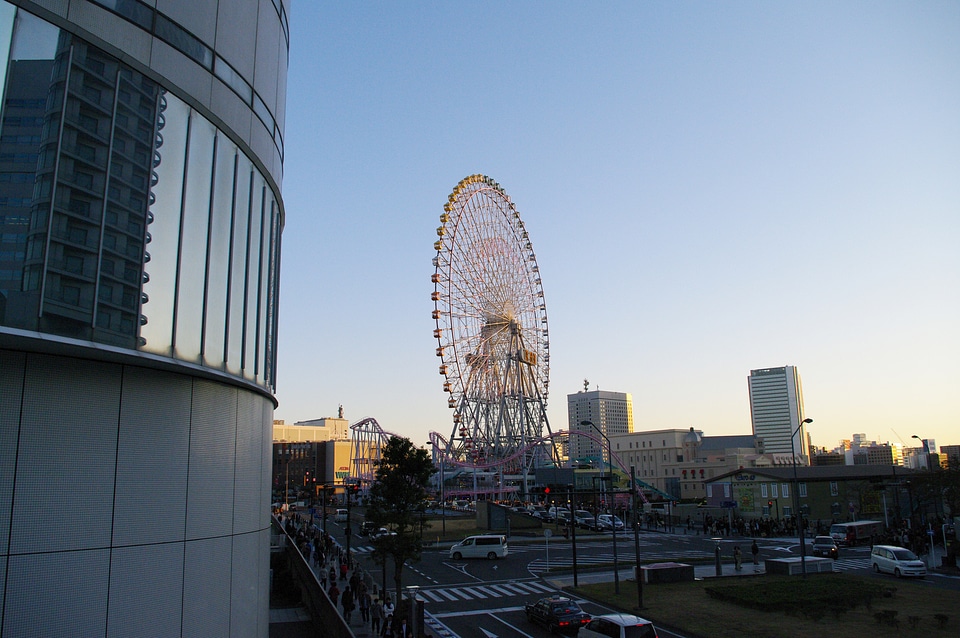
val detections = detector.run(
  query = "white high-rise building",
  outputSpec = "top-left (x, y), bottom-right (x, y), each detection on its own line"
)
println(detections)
top-left (748, 366), bottom-right (809, 460)
top-left (567, 386), bottom-right (633, 465)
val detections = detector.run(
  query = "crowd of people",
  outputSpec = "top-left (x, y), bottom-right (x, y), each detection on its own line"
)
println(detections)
top-left (280, 512), bottom-right (416, 637)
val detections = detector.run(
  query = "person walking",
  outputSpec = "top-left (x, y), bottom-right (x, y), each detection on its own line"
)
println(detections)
top-left (734, 545), bottom-right (743, 571)
top-left (359, 584), bottom-right (371, 623)
top-left (341, 585), bottom-right (355, 623)
top-left (370, 596), bottom-right (384, 635)
top-left (751, 539), bottom-right (760, 569)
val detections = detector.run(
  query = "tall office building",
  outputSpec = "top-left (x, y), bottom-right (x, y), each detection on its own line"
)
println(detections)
top-left (567, 388), bottom-right (633, 465)
top-left (0, 2), bottom-right (288, 636)
top-left (748, 366), bottom-right (808, 460)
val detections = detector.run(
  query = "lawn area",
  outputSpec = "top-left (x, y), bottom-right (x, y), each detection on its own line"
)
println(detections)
top-left (572, 573), bottom-right (958, 638)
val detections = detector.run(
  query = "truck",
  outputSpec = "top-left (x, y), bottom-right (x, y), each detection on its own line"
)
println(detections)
top-left (830, 520), bottom-right (883, 546)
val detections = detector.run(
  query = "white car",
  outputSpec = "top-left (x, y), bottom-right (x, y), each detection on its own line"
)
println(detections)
top-left (870, 545), bottom-right (926, 578)
top-left (579, 613), bottom-right (659, 638)
top-left (372, 528), bottom-right (397, 540)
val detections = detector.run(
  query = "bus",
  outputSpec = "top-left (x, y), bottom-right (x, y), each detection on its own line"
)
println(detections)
top-left (830, 520), bottom-right (883, 546)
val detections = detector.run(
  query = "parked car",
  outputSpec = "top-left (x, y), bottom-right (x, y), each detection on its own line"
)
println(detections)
top-left (871, 545), bottom-right (926, 578)
top-left (574, 510), bottom-right (598, 530)
top-left (525, 596), bottom-right (591, 634)
top-left (597, 514), bottom-right (625, 532)
top-left (578, 614), bottom-right (659, 638)
top-left (810, 535), bottom-right (839, 559)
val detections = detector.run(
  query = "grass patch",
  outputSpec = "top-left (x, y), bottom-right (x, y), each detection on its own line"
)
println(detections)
top-left (572, 573), bottom-right (958, 638)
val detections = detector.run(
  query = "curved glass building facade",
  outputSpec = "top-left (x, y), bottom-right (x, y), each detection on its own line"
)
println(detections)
top-left (0, 1), bottom-right (287, 636)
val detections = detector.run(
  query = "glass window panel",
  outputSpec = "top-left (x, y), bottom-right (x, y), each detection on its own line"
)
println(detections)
top-left (154, 14), bottom-right (212, 69)
top-left (201, 134), bottom-right (234, 368)
top-left (243, 175), bottom-right (264, 382)
top-left (0, 4), bottom-right (16, 94)
top-left (225, 159), bottom-right (250, 377)
top-left (259, 199), bottom-right (278, 387)
top-left (139, 91), bottom-right (187, 355)
top-left (214, 55), bottom-right (252, 103)
top-left (9, 8), bottom-right (59, 60)
top-left (173, 112), bottom-right (214, 362)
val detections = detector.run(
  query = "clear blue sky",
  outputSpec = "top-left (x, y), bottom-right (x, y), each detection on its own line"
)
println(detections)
top-left (275, 1), bottom-right (959, 453)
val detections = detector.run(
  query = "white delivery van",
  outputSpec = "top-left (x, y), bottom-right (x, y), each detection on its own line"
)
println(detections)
top-left (449, 534), bottom-right (508, 560)
top-left (334, 509), bottom-right (348, 522)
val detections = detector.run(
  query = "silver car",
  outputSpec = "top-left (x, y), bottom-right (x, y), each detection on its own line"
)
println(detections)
top-left (579, 613), bottom-right (658, 638)
top-left (870, 545), bottom-right (926, 578)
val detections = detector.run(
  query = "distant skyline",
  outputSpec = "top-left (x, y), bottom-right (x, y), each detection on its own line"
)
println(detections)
top-left (275, 2), bottom-right (959, 453)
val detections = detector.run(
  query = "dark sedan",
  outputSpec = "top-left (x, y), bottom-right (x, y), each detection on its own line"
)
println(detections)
top-left (526, 596), bottom-right (591, 634)
top-left (811, 535), bottom-right (839, 559)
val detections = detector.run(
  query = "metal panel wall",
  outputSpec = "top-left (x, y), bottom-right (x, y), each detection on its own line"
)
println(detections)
top-left (107, 543), bottom-right (185, 637)
top-left (113, 366), bottom-right (192, 546)
top-left (11, 355), bottom-right (120, 554)
top-left (185, 379), bottom-right (237, 540)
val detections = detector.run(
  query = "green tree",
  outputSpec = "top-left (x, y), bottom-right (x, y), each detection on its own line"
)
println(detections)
top-left (365, 436), bottom-right (435, 599)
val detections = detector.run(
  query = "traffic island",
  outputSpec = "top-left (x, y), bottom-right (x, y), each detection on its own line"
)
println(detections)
top-left (764, 556), bottom-right (834, 575)
top-left (640, 562), bottom-right (695, 584)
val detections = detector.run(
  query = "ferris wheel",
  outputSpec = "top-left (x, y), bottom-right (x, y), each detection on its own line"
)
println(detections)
top-left (431, 175), bottom-right (556, 473)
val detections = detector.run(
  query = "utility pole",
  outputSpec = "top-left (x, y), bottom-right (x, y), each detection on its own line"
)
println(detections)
top-left (631, 466), bottom-right (643, 609)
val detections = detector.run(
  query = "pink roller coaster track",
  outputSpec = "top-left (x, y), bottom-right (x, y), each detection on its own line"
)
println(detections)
top-left (348, 417), bottom-right (656, 503)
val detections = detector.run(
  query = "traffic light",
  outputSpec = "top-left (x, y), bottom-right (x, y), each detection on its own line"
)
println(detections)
top-left (544, 487), bottom-right (550, 495)
top-left (767, 500), bottom-right (773, 507)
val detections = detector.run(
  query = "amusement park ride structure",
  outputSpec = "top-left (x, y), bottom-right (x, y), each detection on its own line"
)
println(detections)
top-left (339, 175), bottom-right (660, 506)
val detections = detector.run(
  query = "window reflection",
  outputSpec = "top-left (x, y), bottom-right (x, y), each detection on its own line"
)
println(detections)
top-left (0, 5), bottom-right (281, 391)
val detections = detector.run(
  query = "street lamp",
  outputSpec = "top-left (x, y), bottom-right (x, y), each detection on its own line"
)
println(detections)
top-left (568, 483), bottom-right (578, 588)
top-left (791, 417), bottom-right (813, 576)
top-left (581, 420), bottom-right (619, 594)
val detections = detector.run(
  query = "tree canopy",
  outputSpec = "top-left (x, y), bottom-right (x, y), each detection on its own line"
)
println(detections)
top-left (364, 436), bottom-right (436, 598)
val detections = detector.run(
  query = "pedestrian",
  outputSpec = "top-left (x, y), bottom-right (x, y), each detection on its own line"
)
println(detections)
top-left (734, 545), bottom-right (742, 571)
top-left (398, 616), bottom-right (412, 638)
top-left (359, 584), bottom-right (371, 623)
top-left (751, 539), bottom-right (759, 567)
top-left (350, 570), bottom-right (361, 593)
top-left (382, 614), bottom-right (395, 638)
top-left (383, 596), bottom-right (395, 620)
top-left (371, 596), bottom-right (384, 635)
top-left (328, 581), bottom-right (340, 605)
top-left (341, 585), bottom-right (355, 623)
top-left (340, 559), bottom-right (348, 581)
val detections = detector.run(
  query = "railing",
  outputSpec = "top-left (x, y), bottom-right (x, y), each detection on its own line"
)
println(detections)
top-left (272, 516), bottom-right (354, 638)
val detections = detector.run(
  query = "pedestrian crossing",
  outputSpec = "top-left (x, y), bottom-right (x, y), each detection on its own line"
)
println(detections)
top-left (415, 579), bottom-right (557, 603)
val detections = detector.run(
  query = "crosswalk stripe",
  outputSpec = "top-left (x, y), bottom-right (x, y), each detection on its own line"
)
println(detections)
top-left (418, 580), bottom-right (562, 605)
top-left (508, 582), bottom-right (545, 594)
top-left (436, 589), bottom-right (460, 601)
top-left (420, 589), bottom-right (447, 602)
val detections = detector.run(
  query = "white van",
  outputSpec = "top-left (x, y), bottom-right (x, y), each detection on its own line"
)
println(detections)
top-left (334, 509), bottom-right (348, 522)
top-left (449, 535), bottom-right (508, 560)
